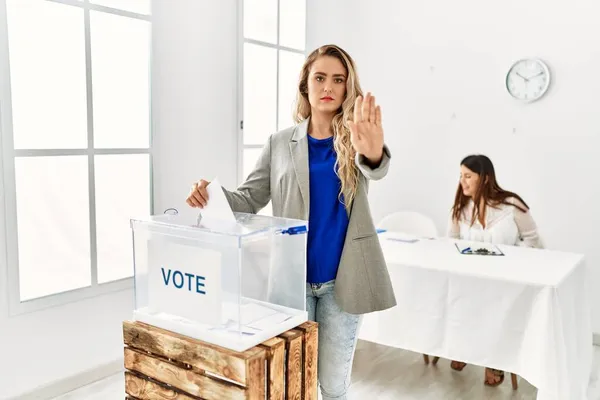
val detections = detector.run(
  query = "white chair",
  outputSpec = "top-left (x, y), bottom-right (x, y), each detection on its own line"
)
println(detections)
top-left (377, 211), bottom-right (438, 238)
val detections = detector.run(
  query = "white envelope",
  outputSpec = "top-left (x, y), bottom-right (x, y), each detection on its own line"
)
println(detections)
top-left (200, 177), bottom-right (236, 226)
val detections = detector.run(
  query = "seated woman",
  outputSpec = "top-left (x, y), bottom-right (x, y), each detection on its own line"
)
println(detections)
top-left (447, 154), bottom-right (543, 386)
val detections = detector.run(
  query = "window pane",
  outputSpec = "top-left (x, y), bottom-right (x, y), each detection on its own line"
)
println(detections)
top-left (95, 154), bottom-right (150, 283)
top-left (243, 43), bottom-right (277, 145)
top-left (243, 0), bottom-right (277, 44)
top-left (90, 11), bottom-right (150, 149)
top-left (90, 0), bottom-right (151, 15)
top-left (243, 148), bottom-right (272, 216)
top-left (278, 50), bottom-right (305, 131)
top-left (6, 0), bottom-right (87, 149)
top-left (279, 0), bottom-right (306, 50)
top-left (15, 156), bottom-right (91, 301)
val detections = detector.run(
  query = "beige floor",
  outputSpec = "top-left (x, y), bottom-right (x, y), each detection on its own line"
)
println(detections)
top-left (52, 340), bottom-right (600, 400)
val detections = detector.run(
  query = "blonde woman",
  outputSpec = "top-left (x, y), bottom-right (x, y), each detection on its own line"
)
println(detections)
top-left (187, 44), bottom-right (396, 399)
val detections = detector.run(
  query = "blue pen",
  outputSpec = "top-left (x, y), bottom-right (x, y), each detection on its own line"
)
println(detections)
top-left (461, 247), bottom-right (471, 254)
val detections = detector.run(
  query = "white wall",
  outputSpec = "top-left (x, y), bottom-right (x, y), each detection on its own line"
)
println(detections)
top-left (307, 0), bottom-right (600, 334)
top-left (0, 1), bottom-right (239, 398)
top-left (151, 0), bottom-right (239, 219)
top-left (0, 291), bottom-right (133, 399)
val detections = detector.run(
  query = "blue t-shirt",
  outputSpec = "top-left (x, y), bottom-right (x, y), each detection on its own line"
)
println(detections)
top-left (306, 134), bottom-right (350, 283)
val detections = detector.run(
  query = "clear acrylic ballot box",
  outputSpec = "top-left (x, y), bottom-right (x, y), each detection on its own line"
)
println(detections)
top-left (130, 212), bottom-right (309, 352)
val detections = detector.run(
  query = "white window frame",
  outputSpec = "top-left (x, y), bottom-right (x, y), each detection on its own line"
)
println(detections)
top-left (0, 0), bottom-right (153, 316)
top-left (237, 0), bottom-right (307, 184)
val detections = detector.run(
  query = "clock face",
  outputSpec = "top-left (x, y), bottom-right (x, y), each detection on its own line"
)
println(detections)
top-left (506, 59), bottom-right (550, 101)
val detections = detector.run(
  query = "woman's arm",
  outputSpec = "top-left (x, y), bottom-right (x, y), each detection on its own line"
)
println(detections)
top-left (447, 213), bottom-right (461, 239)
top-left (510, 198), bottom-right (543, 248)
top-left (514, 208), bottom-right (543, 248)
top-left (355, 144), bottom-right (391, 181)
top-left (222, 136), bottom-right (272, 214)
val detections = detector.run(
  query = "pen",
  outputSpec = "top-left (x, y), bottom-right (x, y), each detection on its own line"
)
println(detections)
top-left (461, 247), bottom-right (471, 254)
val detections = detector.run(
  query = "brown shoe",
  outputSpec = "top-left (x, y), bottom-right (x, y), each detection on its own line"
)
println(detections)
top-left (450, 360), bottom-right (467, 371)
top-left (484, 368), bottom-right (505, 386)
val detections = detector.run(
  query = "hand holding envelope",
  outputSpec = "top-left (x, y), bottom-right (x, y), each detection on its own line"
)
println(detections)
top-left (186, 177), bottom-right (236, 225)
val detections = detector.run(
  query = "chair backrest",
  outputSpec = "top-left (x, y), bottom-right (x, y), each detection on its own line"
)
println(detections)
top-left (377, 211), bottom-right (438, 238)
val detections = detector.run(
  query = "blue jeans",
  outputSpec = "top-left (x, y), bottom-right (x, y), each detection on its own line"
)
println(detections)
top-left (306, 280), bottom-right (362, 400)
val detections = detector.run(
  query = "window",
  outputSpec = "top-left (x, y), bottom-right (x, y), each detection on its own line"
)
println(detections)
top-left (0, 0), bottom-right (151, 313)
top-left (240, 0), bottom-right (306, 215)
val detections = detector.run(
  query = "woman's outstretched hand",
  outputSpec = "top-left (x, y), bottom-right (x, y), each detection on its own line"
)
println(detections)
top-left (348, 92), bottom-right (384, 165)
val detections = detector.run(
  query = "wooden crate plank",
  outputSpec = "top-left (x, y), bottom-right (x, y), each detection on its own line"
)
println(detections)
top-left (296, 321), bottom-right (318, 334)
top-left (279, 330), bottom-right (303, 400)
top-left (244, 352), bottom-right (266, 400)
top-left (124, 347), bottom-right (246, 400)
top-left (123, 320), bottom-right (263, 385)
top-left (259, 337), bottom-right (285, 400)
top-left (125, 371), bottom-right (197, 400)
top-left (297, 322), bottom-right (318, 400)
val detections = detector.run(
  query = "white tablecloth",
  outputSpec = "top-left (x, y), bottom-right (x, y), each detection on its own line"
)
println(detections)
top-left (359, 232), bottom-right (593, 400)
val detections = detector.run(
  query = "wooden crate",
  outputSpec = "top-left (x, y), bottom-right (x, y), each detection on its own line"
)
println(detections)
top-left (122, 320), bottom-right (318, 400)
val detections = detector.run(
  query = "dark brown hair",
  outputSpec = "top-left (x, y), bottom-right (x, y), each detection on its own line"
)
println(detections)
top-left (451, 154), bottom-right (529, 225)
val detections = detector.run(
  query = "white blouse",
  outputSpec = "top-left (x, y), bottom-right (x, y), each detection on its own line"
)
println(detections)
top-left (447, 197), bottom-right (543, 249)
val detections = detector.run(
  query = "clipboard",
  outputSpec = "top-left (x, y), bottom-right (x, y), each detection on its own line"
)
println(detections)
top-left (455, 243), bottom-right (505, 256)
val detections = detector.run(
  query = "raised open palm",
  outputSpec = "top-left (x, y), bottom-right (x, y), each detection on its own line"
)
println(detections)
top-left (348, 92), bottom-right (384, 163)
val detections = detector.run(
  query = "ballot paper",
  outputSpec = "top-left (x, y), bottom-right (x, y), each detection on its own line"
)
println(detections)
top-left (200, 178), bottom-right (236, 227)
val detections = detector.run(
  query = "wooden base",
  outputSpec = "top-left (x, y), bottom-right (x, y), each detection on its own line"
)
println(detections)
top-left (123, 320), bottom-right (318, 400)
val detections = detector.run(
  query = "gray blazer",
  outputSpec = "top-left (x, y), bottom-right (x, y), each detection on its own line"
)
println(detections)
top-left (223, 118), bottom-right (397, 315)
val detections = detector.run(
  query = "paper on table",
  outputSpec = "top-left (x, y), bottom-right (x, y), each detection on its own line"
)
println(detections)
top-left (200, 177), bottom-right (236, 225)
top-left (381, 231), bottom-right (420, 243)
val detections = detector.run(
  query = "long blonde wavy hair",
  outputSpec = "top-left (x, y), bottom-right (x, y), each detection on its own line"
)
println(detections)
top-left (293, 44), bottom-right (363, 209)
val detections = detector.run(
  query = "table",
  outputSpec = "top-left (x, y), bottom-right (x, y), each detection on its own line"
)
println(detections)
top-left (359, 232), bottom-right (593, 400)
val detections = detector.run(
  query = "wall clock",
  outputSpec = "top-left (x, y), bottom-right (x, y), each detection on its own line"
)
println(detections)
top-left (506, 58), bottom-right (551, 102)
